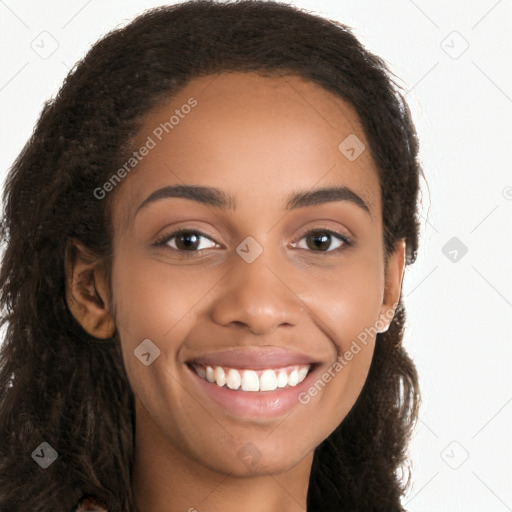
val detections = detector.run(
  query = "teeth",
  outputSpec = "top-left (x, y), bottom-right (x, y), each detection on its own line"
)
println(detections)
top-left (226, 368), bottom-right (241, 390)
top-left (297, 366), bottom-right (309, 382)
top-left (241, 370), bottom-right (260, 392)
top-left (196, 365), bottom-right (206, 379)
top-left (288, 369), bottom-right (299, 387)
top-left (214, 366), bottom-right (226, 387)
top-left (277, 370), bottom-right (288, 388)
top-left (260, 370), bottom-right (277, 391)
top-left (192, 363), bottom-right (312, 392)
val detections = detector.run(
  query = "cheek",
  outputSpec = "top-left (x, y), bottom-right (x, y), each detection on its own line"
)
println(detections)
top-left (297, 251), bottom-right (383, 417)
top-left (110, 251), bottom-right (212, 438)
top-left (109, 250), bottom-right (199, 384)
top-left (111, 248), bottom-right (217, 342)
top-left (304, 246), bottom-right (384, 347)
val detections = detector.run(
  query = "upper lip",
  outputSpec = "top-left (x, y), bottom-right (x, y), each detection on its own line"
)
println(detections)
top-left (186, 347), bottom-right (318, 370)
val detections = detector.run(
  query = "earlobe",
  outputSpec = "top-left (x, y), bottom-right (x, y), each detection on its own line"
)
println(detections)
top-left (378, 239), bottom-right (407, 333)
top-left (64, 238), bottom-right (116, 339)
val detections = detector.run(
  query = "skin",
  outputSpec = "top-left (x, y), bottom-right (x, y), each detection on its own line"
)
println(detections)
top-left (65, 71), bottom-right (406, 512)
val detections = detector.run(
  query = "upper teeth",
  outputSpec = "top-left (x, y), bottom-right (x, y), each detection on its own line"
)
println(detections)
top-left (192, 364), bottom-right (311, 392)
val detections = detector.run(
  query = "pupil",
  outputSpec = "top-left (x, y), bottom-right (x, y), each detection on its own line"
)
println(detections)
top-left (308, 232), bottom-right (330, 251)
top-left (179, 232), bottom-right (198, 250)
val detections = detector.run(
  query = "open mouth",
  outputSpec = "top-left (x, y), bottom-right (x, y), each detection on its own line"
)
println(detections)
top-left (187, 362), bottom-right (315, 392)
top-left (185, 360), bottom-right (322, 420)
top-left (183, 346), bottom-right (324, 419)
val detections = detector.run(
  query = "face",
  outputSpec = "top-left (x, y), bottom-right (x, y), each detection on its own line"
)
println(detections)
top-left (90, 72), bottom-right (403, 477)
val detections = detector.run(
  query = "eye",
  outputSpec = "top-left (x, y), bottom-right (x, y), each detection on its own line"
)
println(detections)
top-left (292, 228), bottom-right (353, 254)
top-left (154, 229), bottom-right (217, 256)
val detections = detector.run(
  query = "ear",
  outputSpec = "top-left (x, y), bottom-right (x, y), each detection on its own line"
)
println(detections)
top-left (64, 238), bottom-right (116, 339)
top-left (377, 239), bottom-right (406, 333)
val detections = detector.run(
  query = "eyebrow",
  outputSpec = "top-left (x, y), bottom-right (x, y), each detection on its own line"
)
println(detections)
top-left (135, 184), bottom-right (371, 218)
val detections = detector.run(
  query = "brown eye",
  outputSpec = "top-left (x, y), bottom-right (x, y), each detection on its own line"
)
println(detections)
top-left (294, 229), bottom-right (352, 253)
top-left (155, 229), bottom-right (217, 254)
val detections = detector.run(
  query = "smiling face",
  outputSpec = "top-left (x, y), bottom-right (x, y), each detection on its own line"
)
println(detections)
top-left (67, 71), bottom-right (405, 480)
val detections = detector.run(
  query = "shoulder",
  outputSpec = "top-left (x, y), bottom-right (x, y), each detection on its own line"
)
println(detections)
top-left (75, 495), bottom-right (109, 512)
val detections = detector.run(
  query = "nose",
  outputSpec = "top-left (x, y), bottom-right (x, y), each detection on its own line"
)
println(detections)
top-left (210, 248), bottom-right (305, 336)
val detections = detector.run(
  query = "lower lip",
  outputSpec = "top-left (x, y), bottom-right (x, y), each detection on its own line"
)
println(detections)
top-left (185, 363), bottom-right (321, 420)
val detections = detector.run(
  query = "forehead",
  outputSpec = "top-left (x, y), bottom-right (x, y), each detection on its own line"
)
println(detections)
top-left (111, 71), bottom-right (381, 233)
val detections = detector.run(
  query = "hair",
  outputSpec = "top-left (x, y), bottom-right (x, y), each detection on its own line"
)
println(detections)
top-left (0, 1), bottom-right (423, 511)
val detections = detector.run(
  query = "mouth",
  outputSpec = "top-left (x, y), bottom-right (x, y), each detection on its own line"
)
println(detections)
top-left (185, 360), bottom-right (322, 420)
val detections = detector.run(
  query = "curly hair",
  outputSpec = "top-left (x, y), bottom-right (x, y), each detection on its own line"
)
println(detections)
top-left (0, 1), bottom-right (422, 511)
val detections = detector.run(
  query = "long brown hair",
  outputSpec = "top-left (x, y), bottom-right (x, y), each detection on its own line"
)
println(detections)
top-left (0, 2), bottom-right (422, 510)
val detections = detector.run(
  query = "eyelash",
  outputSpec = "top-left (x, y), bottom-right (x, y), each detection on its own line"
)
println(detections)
top-left (153, 227), bottom-right (353, 257)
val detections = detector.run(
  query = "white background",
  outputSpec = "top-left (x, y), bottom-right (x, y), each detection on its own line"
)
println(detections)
top-left (1, 1), bottom-right (511, 511)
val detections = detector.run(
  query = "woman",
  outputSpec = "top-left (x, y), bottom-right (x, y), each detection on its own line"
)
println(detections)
top-left (0, 1), bottom-right (422, 511)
